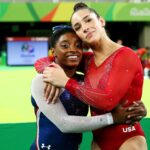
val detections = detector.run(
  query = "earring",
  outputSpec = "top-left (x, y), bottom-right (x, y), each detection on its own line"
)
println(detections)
top-left (48, 49), bottom-right (54, 57)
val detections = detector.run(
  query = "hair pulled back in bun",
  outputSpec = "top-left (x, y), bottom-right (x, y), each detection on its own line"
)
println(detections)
top-left (72, 2), bottom-right (100, 19)
top-left (73, 2), bottom-right (88, 12)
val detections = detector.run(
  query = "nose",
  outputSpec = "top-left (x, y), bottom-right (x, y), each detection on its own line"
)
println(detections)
top-left (70, 47), bottom-right (77, 52)
top-left (82, 26), bottom-right (89, 33)
top-left (69, 45), bottom-right (78, 53)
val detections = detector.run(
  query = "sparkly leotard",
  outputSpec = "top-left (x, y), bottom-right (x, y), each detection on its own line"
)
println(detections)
top-left (65, 47), bottom-right (145, 150)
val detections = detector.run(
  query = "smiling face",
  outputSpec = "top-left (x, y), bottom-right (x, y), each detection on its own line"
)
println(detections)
top-left (71, 9), bottom-right (105, 45)
top-left (53, 32), bottom-right (83, 68)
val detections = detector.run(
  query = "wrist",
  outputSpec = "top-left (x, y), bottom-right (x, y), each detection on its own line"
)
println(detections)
top-left (63, 77), bottom-right (70, 87)
top-left (106, 113), bottom-right (114, 125)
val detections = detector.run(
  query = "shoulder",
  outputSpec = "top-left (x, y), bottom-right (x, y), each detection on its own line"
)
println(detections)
top-left (34, 56), bottom-right (55, 73)
top-left (116, 46), bottom-right (139, 59)
top-left (114, 47), bottom-right (142, 69)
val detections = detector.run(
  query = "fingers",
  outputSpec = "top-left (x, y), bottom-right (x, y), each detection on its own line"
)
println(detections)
top-left (133, 101), bottom-right (143, 105)
top-left (126, 112), bottom-right (144, 125)
top-left (127, 113), bottom-right (142, 119)
top-left (128, 102), bottom-right (140, 110)
top-left (44, 84), bottom-right (51, 100)
top-left (43, 83), bottom-right (60, 104)
top-left (132, 101), bottom-right (145, 108)
top-left (126, 116), bottom-right (142, 125)
top-left (127, 106), bottom-right (144, 112)
top-left (46, 86), bottom-right (60, 104)
top-left (127, 105), bottom-right (146, 117)
top-left (51, 88), bottom-right (60, 104)
top-left (133, 116), bottom-right (143, 122)
top-left (46, 85), bottom-right (56, 104)
top-left (132, 101), bottom-right (140, 106)
top-left (43, 68), bottom-right (52, 83)
top-left (127, 104), bottom-right (144, 111)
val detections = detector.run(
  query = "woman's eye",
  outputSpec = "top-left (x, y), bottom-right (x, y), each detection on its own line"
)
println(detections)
top-left (61, 44), bottom-right (69, 48)
top-left (86, 18), bottom-right (91, 22)
top-left (74, 26), bottom-right (80, 31)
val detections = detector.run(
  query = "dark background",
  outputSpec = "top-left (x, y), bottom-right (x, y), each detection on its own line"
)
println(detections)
top-left (0, 21), bottom-right (148, 54)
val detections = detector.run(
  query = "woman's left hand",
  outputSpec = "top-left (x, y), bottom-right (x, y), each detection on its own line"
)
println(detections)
top-left (43, 63), bottom-right (69, 87)
top-left (44, 83), bottom-right (60, 104)
top-left (112, 101), bottom-right (147, 125)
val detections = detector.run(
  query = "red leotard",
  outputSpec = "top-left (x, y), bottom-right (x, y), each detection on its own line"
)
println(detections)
top-left (65, 47), bottom-right (145, 150)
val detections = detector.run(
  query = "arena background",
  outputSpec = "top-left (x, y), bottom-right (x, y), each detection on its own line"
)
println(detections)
top-left (0, 1), bottom-right (150, 150)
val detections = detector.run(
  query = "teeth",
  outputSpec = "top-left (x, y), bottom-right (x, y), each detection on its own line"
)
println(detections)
top-left (68, 56), bottom-right (78, 59)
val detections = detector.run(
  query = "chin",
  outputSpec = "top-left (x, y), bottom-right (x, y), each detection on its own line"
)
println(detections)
top-left (68, 62), bottom-right (79, 67)
top-left (70, 63), bottom-right (78, 67)
top-left (87, 36), bottom-right (98, 44)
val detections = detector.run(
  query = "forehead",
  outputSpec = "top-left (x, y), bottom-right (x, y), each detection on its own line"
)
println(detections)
top-left (71, 9), bottom-right (95, 24)
top-left (57, 32), bottom-right (80, 43)
top-left (72, 9), bottom-right (90, 21)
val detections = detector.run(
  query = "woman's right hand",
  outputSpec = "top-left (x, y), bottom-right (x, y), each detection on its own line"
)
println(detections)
top-left (43, 64), bottom-right (69, 87)
top-left (44, 83), bottom-right (60, 104)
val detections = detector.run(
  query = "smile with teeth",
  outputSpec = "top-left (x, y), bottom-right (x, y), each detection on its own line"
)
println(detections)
top-left (67, 55), bottom-right (78, 59)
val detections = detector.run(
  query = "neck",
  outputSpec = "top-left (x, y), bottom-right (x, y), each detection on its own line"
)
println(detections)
top-left (89, 36), bottom-right (122, 66)
top-left (63, 67), bottom-right (77, 77)
top-left (91, 34), bottom-right (113, 51)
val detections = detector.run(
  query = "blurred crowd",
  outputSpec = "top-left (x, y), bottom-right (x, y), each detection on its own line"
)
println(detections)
top-left (136, 47), bottom-right (150, 79)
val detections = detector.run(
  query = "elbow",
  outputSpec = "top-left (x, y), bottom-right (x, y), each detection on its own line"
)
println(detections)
top-left (58, 126), bottom-right (70, 133)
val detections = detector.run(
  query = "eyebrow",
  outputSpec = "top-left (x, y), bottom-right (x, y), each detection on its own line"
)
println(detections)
top-left (73, 15), bottom-right (89, 28)
top-left (60, 40), bottom-right (69, 43)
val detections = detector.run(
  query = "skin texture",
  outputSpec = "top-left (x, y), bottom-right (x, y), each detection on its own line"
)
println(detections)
top-left (53, 32), bottom-right (83, 69)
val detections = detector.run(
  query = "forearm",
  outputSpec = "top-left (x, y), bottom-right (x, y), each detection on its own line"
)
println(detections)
top-left (65, 79), bottom-right (118, 111)
top-left (35, 97), bottom-right (113, 133)
top-left (31, 74), bottom-right (113, 133)
top-left (65, 50), bottom-right (139, 111)
top-left (58, 112), bottom-right (113, 133)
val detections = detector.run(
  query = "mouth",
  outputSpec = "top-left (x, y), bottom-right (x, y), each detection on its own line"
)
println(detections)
top-left (67, 55), bottom-right (79, 61)
top-left (86, 31), bottom-right (94, 40)
top-left (67, 55), bottom-right (78, 59)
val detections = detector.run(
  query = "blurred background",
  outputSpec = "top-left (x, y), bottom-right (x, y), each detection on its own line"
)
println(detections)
top-left (0, 0), bottom-right (150, 150)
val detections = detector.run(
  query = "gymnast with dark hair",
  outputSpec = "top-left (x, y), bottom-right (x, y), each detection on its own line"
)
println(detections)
top-left (41, 2), bottom-right (148, 150)
top-left (31, 25), bottom-right (147, 150)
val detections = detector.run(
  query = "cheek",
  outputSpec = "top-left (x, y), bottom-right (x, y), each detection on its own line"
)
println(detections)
top-left (56, 51), bottom-right (65, 60)
top-left (57, 54), bottom-right (65, 61)
top-left (79, 51), bottom-right (83, 57)
top-left (76, 31), bottom-right (83, 39)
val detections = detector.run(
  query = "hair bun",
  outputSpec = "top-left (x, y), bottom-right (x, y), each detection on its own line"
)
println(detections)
top-left (74, 2), bottom-right (88, 12)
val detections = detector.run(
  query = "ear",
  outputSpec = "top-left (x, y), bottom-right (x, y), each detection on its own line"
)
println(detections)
top-left (99, 17), bottom-right (106, 27)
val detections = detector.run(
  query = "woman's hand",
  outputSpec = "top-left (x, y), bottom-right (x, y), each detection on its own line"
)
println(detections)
top-left (44, 83), bottom-right (60, 104)
top-left (126, 101), bottom-right (147, 123)
top-left (43, 63), bottom-right (69, 87)
top-left (112, 101), bottom-right (147, 125)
